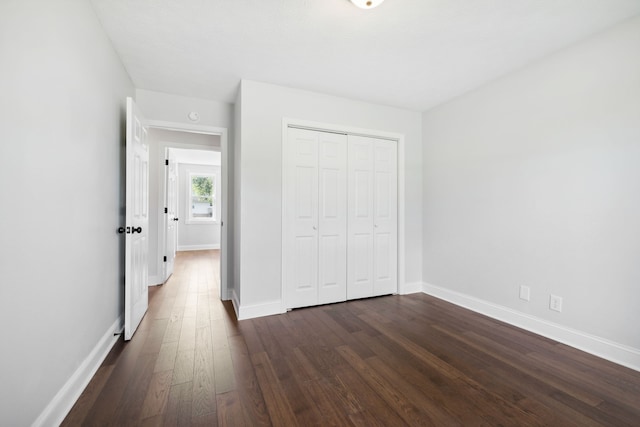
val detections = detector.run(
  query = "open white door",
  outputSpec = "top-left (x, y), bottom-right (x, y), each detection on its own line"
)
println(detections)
top-left (163, 148), bottom-right (178, 281)
top-left (124, 97), bottom-right (149, 341)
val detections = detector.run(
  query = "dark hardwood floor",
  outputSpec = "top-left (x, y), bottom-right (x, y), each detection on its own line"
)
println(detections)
top-left (63, 250), bottom-right (640, 426)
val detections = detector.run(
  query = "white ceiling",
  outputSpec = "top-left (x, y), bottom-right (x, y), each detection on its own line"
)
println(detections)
top-left (91, 0), bottom-right (640, 112)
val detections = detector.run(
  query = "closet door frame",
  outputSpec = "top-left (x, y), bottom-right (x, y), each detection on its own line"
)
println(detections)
top-left (282, 118), bottom-right (406, 311)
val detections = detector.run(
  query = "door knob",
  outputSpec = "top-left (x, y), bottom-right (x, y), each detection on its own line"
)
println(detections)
top-left (313, 226), bottom-right (317, 230)
top-left (132, 226), bottom-right (142, 234)
top-left (173, 217), bottom-right (179, 221)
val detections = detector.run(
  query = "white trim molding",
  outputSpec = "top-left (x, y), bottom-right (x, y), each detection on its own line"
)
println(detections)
top-left (422, 282), bottom-right (640, 372)
top-left (237, 300), bottom-right (286, 321)
top-left (177, 244), bottom-right (220, 251)
top-left (399, 281), bottom-right (423, 295)
top-left (33, 317), bottom-right (122, 427)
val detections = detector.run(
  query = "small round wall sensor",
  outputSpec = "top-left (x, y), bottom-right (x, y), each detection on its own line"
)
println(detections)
top-left (188, 111), bottom-right (200, 122)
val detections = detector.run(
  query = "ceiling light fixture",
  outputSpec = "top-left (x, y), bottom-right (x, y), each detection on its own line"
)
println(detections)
top-left (350, 0), bottom-right (385, 9)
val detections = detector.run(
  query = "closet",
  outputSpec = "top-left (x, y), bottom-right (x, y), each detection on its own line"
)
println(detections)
top-left (284, 127), bottom-right (397, 309)
top-left (346, 135), bottom-right (398, 300)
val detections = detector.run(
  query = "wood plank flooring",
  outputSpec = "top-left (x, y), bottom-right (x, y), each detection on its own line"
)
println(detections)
top-left (63, 250), bottom-right (640, 426)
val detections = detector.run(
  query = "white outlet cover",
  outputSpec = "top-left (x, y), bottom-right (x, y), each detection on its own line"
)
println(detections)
top-left (519, 286), bottom-right (530, 301)
top-left (550, 294), bottom-right (563, 312)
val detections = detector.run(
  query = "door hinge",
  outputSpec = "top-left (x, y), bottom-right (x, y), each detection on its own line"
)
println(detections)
top-left (163, 256), bottom-right (167, 262)
top-left (164, 207), bottom-right (168, 214)
top-left (165, 159), bottom-right (169, 166)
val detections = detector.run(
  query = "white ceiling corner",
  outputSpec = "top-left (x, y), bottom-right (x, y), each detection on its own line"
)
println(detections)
top-left (90, 0), bottom-right (640, 111)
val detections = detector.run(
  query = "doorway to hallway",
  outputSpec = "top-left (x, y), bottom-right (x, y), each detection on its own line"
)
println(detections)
top-left (63, 248), bottom-right (237, 424)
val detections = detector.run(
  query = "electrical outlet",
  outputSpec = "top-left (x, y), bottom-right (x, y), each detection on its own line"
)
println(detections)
top-left (549, 294), bottom-right (563, 312)
top-left (519, 285), bottom-right (530, 301)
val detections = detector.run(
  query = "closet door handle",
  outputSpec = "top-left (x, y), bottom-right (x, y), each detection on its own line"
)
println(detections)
top-left (313, 226), bottom-right (317, 230)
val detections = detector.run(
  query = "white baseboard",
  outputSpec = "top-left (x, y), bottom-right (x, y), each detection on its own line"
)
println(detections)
top-left (177, 244), bottom-right (220, 251)
top-left (33, 317), bottom-right (122, 427)
top-left (236, 299), bottom-right (285, 320)
top-left (148, 275), bottom-right (163, 286)
top-left (399, 281), bottom-right (423, 295)
top-left (422, 282), bottom-right (640, 372)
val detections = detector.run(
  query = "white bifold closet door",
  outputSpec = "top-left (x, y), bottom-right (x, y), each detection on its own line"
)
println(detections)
top-left (347, 135), bottom-right (397, 300)
top-left (285, 128), bottom-right (347, 309)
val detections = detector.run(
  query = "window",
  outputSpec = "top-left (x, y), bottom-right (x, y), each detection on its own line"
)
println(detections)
top-left (188, 173), bottom-right (216, 222)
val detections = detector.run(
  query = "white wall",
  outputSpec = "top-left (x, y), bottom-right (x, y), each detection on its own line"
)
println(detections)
top-left (237, 80), bottom-right (422, 313)
top-left (136, 89), bottom-right (233, 130)
top-left (0, 0), bottom-right (134, 425)
top-left (422, 16), bottom-right (640, 359)
top-left (178, 163), bottom-right (221, 250)
top-left (147, 129), bottom-right (220, 283)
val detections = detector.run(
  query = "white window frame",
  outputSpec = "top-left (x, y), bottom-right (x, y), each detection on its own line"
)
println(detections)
top-left (186, 172), bottom-right (217, 224)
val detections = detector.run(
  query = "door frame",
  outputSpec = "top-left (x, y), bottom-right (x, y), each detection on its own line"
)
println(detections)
top-left (281, 117), bottom-right (406, 311)
top-left (148, 120), bottom-right (230, 301)
top-left (163, 147), bottom-right (179, 283)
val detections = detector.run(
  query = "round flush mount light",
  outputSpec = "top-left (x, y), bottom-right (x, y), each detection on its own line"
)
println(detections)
top-left (187, 111), bottom-right (200, 122)
top-left (350, 0), bottom-right (385, 9)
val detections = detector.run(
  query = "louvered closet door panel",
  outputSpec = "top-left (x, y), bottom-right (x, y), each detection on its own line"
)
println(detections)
top-left (318, 132), bottom-right (348, 304)
top-left (347, 135), bottom-right (375, 299)
top-left (373, 139), bottom-right (397, 296)
top-left (286, 128), bottom-right (319, 308)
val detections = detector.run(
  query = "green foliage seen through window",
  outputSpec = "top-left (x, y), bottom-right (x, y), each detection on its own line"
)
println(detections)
top-left (191, 176), bottom-right (213, 204)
